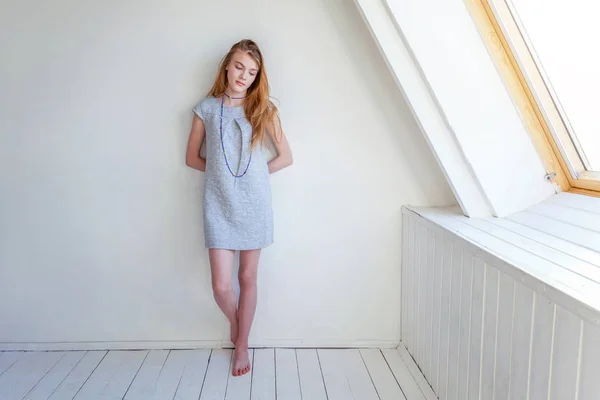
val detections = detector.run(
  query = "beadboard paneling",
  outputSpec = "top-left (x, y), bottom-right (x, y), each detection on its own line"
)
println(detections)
top-left (401, 200), bottom-right (600, 400)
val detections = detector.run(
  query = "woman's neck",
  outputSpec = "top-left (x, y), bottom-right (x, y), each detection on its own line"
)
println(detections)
top-left (224, 88), bottom-right (246, 107)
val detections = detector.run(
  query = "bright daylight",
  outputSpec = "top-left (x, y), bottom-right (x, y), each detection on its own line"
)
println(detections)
top-left (0, 0), bottom-right (599, 399)
top-left (510, 0), bottom-right (600, 170)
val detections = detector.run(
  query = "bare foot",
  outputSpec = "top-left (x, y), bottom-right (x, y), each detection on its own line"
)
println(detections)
top-left (232, 348), bottom-right (251, 376)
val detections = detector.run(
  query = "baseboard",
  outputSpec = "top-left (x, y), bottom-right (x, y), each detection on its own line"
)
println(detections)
top-left (0, 339), bottom-right (400, 351)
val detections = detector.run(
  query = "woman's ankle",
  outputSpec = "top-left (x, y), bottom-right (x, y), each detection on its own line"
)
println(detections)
top-left (234, 340), bottom-right (248, 350)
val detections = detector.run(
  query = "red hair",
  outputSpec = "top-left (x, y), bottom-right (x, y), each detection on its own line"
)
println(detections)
top-left (208, 39), bottom-right (282, 149)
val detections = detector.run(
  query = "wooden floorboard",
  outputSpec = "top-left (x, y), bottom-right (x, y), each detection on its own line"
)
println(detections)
top-left (296, 349), bottom-right (327, 400)
top-left (173, 349), bottom-right (211, 400)
top-left (317, 349), bottom-right (355, 400)
top-left (0, 351), bottom-right (65, 400)
top-left (360, 348), bottom-right (407, 400)
top-left (24, 351), bottom-right (86, 400)
top-left (73, 350), bottom-right (148, 399)
top-left (199, 349), bottom-right (231, 400)
top-left (47, 351), bottom-right (107, 400)
top-left (275, 348), bottom-right (302, 400)
top-left (382, 348), bottom-right (427, 400)
top-left (0, 347), bottom-right (430, 400)
top-left (250, 348), bottom-right (275, 400)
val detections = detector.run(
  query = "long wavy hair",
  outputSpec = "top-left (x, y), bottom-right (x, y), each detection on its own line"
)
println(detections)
top-left (208, 39), bottom-right (282, 150)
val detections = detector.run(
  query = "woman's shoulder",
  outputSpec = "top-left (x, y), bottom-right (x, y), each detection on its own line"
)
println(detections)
top-left (197, 96), bottom-right (222, 110)
top-left (192, 96), bottom-right (221, 119)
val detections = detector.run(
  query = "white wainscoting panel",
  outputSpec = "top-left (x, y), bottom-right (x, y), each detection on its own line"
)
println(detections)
top-left (402, 194), bottom-right (600, 400)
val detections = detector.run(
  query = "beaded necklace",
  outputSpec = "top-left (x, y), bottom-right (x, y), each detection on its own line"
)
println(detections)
top-left (219, 93), bottom-right (252, 178)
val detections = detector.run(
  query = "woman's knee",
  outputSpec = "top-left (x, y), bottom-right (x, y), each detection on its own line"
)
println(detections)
top-left (212, 280), bottom-right (232, 297)
top-left (238, 270), bottom-right (257, 289)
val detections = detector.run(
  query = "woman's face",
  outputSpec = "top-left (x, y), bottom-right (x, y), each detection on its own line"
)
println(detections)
top-left (226, 51), bottom-right (259, 95)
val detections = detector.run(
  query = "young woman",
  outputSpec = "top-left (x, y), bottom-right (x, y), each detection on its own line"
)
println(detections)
top-left (185, 39), bottom-right (293, 377)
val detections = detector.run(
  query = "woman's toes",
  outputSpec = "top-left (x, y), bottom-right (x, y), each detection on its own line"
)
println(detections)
top-left (232, 349), bottom-right (250, 376)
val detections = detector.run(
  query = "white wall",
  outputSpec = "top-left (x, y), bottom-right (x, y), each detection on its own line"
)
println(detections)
top-left (402, 205), bottom-right (600, 400)
top-left (0, 0), bottom-right (455, 350)
top-left (355, 0), bottom-right (558, 218)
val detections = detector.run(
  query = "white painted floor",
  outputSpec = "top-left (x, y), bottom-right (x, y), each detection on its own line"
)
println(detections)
top-left (0, 347), bottom-right (431, 400)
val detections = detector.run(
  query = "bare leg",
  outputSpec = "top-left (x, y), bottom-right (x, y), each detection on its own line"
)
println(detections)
top-left (208, 249), bottom-right (238, 344)
top-left (232, 249), bottom-right (261, 376)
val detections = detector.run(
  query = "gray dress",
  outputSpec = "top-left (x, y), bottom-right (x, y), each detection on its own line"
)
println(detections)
top-left (192, 96), bottom-right (274, 250)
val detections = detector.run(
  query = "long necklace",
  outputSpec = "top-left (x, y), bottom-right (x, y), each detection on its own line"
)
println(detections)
top-left (220, 93), bottom-right (252, 178)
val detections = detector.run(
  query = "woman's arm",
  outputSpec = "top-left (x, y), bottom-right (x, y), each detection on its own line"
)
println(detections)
top-left (185, 115), bottom-right (207, 172)
top-left (267, 114), bottom-right (293, 174)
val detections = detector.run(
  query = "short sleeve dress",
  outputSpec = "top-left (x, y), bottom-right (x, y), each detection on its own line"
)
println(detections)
top-left (192, 96), bottom-right (274, 250)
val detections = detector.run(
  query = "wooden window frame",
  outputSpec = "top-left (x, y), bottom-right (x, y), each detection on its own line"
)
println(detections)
top-left (464, 0), bottom-right (600, 198)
